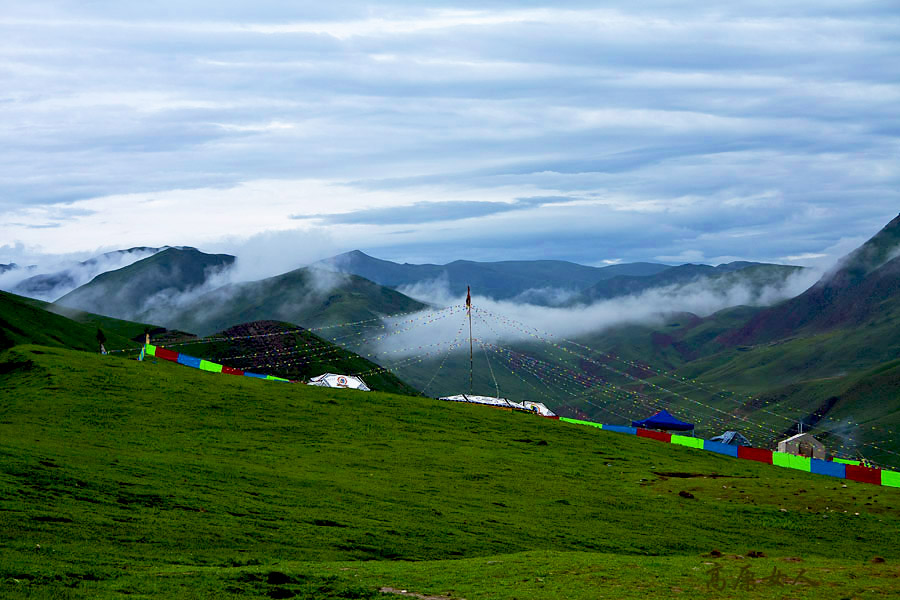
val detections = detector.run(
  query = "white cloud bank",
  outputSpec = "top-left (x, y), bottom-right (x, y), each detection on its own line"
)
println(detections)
top-left (375, 266), bottom-right (822, 358)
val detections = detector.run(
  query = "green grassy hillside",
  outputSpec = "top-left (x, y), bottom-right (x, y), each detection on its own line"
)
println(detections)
top-left (0, 290), bottom-right (141, 352)
top-left (11, 292), bottom-right (163, 343)
top-left (1, 345), bottom-right (898, 599)
top-left (186, 320), bottom-right (421, 396)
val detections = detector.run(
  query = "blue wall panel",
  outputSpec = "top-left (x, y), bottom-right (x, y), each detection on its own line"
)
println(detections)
top-left (603, 425), bottom-right (637, 435)
top-left (177, 354), bottom-right (202, 369)
top-left (810, 458), bottom-right (846, 478)
top-left (703, 441), bottom-right (739, 457)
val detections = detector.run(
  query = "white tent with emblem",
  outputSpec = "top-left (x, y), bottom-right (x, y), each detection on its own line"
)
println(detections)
top-left (307, 373), bottom-right (371, 391)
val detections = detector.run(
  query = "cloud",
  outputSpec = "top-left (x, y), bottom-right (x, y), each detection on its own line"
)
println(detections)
top-left (0, 2), bottom-right (897, 267)
top-left (655, 249), bottom-right (706, 263)
top-left (372, 262), bottom-right (823, 361)
top-left (781, 252), bottom-right (828, 262)
top-left (207, 227), bottom-right (340, 282)
top-left (305, 195), bottom-right (575, 225)
top-left (376, 262), bottom-right (824, 359)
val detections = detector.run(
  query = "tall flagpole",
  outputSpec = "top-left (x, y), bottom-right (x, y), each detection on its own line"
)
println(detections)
top-left (467, 286), bottom-right (473, 395)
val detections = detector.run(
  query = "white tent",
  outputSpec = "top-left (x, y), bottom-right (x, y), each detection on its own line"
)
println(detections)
top-left (439, 394), bottom-right (557, 417)
top-left (307, 373), bottom-right (371, 391)
top-left (439, 394), bottom-right (519, 409)
top-left (521, 401), bottom-right (557, 417)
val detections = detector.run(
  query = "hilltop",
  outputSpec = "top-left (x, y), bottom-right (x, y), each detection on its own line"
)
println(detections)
top-left (166, 267), bottom-right (427, 337)
top-left (12, 246), bottom-right (166, 301)
top-left (1, 344), bottom-right (898, 599)
top-left (56, 247), bottom-right (235, 322)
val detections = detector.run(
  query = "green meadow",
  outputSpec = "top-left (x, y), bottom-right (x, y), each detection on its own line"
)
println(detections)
top-left (2, 345), bottom-right (899, 598)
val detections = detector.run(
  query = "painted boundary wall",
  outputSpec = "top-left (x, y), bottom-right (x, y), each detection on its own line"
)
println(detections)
top-left (145, 344), bottom-right (291, 383)
top-left (560, 419), bottom-right (897, 489)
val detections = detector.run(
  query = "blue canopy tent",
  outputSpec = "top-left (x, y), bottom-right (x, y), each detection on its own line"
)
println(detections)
top-left (632, 409), bottom-right (694, 432)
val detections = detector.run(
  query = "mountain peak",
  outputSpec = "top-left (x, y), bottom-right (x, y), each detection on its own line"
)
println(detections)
top-left (719, 213), bottom-right (900, 346)
top-left (827, 213), bottom-right (900, 284)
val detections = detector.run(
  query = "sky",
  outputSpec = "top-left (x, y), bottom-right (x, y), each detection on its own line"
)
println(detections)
top-left (1, 1), bottom-right (898, 271)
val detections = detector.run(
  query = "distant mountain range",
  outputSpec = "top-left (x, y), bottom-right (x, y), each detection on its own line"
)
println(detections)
top-left (319, 250), bottom-right (801, 306)
top-left (40, 242), bottom-right (808, 337)
top-left (52, 247), bottom-right (425, 337)
top-left (318, 249), bottom-right (671, 302)
top-left (575, 262), bottom-right (804, 304)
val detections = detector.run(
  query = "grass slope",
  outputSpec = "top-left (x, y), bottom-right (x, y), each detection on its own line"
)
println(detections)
top-left (0, 291), bottom-right (141, 352)
top-left (12, 292), bottom-right (162, 343)
top-left (1, 345), bottom-right (898, 599)
top-left (184, 320), bottom-right (421, 396)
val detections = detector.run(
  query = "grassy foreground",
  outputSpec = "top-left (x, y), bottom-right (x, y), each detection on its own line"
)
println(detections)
top-left (1, 345), bottom-right (899, 599)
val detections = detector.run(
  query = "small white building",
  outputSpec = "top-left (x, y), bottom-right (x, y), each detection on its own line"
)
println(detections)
top-left (777, 432), bottom-right (825, 459)
top-left (307, 373), bottom-right (371, 391)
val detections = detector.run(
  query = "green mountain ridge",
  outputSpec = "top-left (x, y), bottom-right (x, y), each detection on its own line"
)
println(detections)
top-left (721, 213), bottom-right (900, 346)
top-left (166, 266), bottom-right (428, 337)
top-left (12, 246), bottom-right (166, 301)
top-left (562, 216), bottom-right (900, 462)
top-left (56, 247), bottom-right (236, 322)
top-left (319, 250), bottom-right (672, 303)
top-left (54, 248), bottom-right (429, 338)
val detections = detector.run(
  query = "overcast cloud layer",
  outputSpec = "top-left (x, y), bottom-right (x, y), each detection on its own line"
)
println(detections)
top-left (1, 1), bottom-right (898, 268)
